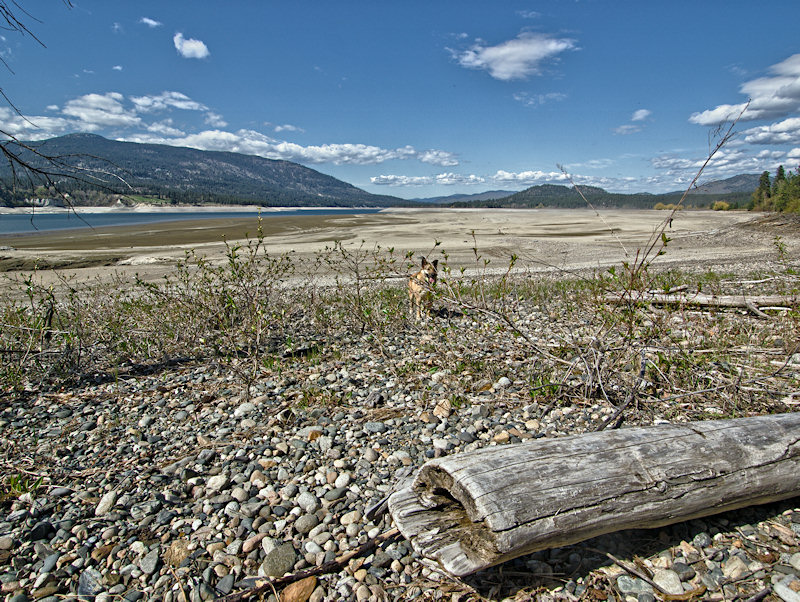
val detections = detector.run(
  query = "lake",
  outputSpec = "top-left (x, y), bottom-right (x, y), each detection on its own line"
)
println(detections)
top-left (0, 207), bottom-right (381, 235)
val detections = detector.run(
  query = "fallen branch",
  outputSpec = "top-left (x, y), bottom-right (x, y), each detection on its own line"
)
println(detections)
top-left (605, 291), bottom-right (798, 316)
top-left (388, 413), bottom-right (800, 577)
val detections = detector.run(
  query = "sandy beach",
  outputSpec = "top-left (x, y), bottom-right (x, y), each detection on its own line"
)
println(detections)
top-left (0, 208), bottom-right (796, 287)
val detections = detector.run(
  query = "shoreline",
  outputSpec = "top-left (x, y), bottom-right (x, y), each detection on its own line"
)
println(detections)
top-left (0, 208), bottom-right (794, 286)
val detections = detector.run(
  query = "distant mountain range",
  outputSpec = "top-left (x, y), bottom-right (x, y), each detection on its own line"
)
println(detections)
top-left (0, 134), bottom-right (760, 209)
top-left (411, 190), bottom-right (518, 204)
top-left (1, 133), bottom-right (404, 207)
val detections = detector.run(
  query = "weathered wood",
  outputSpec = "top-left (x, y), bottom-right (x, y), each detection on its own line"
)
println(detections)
top-left (387, 413), bottom-right (800, 576)
top-left (605, 291), bottom-right (798, 312)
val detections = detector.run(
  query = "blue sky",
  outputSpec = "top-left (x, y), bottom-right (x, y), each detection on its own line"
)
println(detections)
top-left (1, 1), bottom-right (799, 199)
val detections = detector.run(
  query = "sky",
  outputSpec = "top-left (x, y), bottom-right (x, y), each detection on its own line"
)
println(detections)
top-left (1, 1), bottom-right (800, 199)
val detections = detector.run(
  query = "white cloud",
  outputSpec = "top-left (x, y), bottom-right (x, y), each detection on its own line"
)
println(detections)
top-left (0, 107), bottom-right (73, 139)
top-left (491, 169), bottom-right (568, 185)
top-left (61, 92), bottom-right (141, 130)
top-left (371, 175), bottom-right (435, 186)
top-left (130, 91), bottom-right (208, 113)
top-left (691, 53), bottom-right (800, 125)
top-left (513, 91), bottom-right (567, 107)
top-left (204, 112), bottom-right (228, 128)
top-left (112, 65), bottom-right (123, 71)
top-left (112, 23), bottom-right (123, 34)
top-left (652, 147), bottom-right (789, 181)
top-left (117, 128), bottom-right (459, 167)
top-left (173, 33), bottom-right (210, 59)
top-left (453, 32), bottom-right (577, 81)
top-left (274, 123), bottom-right (305, 133)
top-left (632, 109), bottom-right (651, 121)
top-left (614, 124), bottom-right (642, 135)
top-left (140, 17), bottom-right (163, 28)
top-left (742, 117), bottom-right (800, 146)
top-left (370, 173), bottom-right (485, 187)
top-left (146, 120), bottom-right (185, 137)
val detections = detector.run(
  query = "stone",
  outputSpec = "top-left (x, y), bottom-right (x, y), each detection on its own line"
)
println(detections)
top-left (294, 514), bottom-right (319, 535)
top-left (280, 576), bottom-right (317, 602)
top-left (652, 569), bottom-right (682, 595)
top-left (296, 492), bottom-right (320, 513)
top-left (77, 567), bottom-right (103, 599)
top-left (774, 579), bottom-right (800, 602)
top-left (95, 491), bottom-right (117, 516)
top-left (206, 474), bottom-right (230, 492)
top-left (234, 402), bottom-right (255, 417)
top-left (140, 549), bottom-right (162, 576)
top-left (261, 544), bottom-right (297, 577)
top-left (616, 575), bottom-right (653, 596)
top-left (722, 555), bottom-right (749, 580)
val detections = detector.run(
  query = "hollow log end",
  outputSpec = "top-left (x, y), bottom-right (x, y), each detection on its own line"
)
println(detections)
top-left (387, 486), bottom-right (499, 576)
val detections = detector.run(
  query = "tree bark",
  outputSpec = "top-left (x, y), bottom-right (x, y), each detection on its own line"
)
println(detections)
top-left (387, 413), bottom-right (800, 576)
top-left (605, 291), bottom-right (798, 311)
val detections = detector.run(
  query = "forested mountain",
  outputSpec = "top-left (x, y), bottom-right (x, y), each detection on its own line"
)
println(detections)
top-left (413, 190), bottom-right (518, 204)
top-left (0, 133), bottom-right (404, 207)
top-left (450, 178), bottom-right (755, 209)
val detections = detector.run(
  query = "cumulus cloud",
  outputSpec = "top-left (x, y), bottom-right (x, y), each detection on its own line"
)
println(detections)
top-left (140, 17), bottom-right (162, 28)
top-left (2, 89), bottom-right (459, 170)
top-left (204, 112), bottom-right (227, 128)
top-left (742, 117), bottom-right (800, 146)
top-left (61, 92), bottom-right (141, 130)
top-left (274, 124), bottom-right (304, 133)
top-left (173, 33), bottom-right (210, 59)
top-left (652, 147), bottom-right (790, 181)
top-left (146, 120), bottom-right (185, 137)
top-left (117, 127), bottom-right (459, 167)
top-left (371, 173), bottom-right (484, 187)
top-left (691, 53), bottom-right (800, 125)
top-left (491, 169), bottom-right (568, 185)
top-left (112, 65), bottom-right (123, 71)
top-left (131, 91), bottom-right (208, 113)
top-left (453, 32), bottom-right (577, 81)
top-left (0, 107), bottom-right (73, 139)
top-left (632, 109), bottom-right (651, 121)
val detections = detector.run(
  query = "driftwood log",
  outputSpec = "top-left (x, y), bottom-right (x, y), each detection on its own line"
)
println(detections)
top-left (388, 413), bottom-right (800, 576)
top-left (605, 291), bottom-right (798, 316)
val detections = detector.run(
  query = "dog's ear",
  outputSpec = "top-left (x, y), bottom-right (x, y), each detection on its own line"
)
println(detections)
top-left (432, 259), bottom-right (438, 269)
top-left (421, 257), bottom-right (428, 267)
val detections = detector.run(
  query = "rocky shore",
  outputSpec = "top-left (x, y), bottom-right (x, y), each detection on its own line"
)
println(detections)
top-left (2, 298), bottom-right (800, 602)
top-left (1, 211), bottom-right (799, 601)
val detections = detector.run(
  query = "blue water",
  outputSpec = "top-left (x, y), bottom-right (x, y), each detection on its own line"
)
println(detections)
top-left (0, 208), bottom-right (380, 235)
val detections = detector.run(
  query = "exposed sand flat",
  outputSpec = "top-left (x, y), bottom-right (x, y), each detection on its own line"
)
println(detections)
top-left (0, 208), bottom-right (794, 289)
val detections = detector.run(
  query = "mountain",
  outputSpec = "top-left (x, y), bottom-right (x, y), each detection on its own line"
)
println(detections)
top-left (412, 190), bottom-right (518, 204)
top-left (686, 174), bottom-right (760, 195)
top-left (450, 178), bottom-right (755, 210)
top-left (0, 133), bottom-right (404, 207)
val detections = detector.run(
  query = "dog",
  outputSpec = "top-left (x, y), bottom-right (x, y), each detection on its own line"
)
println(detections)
top-left (408, 257), bottom-right (438, 320)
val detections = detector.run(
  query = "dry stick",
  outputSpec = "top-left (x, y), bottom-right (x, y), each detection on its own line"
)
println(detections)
top-left (215, 528), bottom-right (401, 602)
top-left (588, 548), bottom-right (670, 596)
top-left (594, 349), bottom-right (647, 431)
top-left (636, 102), bottom-right (750, 276)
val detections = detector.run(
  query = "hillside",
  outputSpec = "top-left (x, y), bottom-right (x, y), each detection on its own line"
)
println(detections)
top-left (412, 190), bottom-right (518, 204)
top-left (0, 134), bottom-right (404, 207)
top-left (451, 179), bottom-right (754, 210)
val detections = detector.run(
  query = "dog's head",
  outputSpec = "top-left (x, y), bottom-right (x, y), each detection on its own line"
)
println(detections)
top-left (418, 257), bottom-right (438, 285)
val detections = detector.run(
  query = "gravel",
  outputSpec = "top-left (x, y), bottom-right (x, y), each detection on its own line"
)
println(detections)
top-left (1, 263), bottom-right (799, 601)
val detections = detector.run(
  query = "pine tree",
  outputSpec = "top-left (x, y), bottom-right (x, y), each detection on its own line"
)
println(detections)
top-left (751, 170), bottom-right (772, 210)
top-left (773, 165), bottom-right (787, 196)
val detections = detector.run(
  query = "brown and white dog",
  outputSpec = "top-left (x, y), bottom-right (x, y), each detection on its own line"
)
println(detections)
top-left (408, 257), bottom-right (438, 320)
